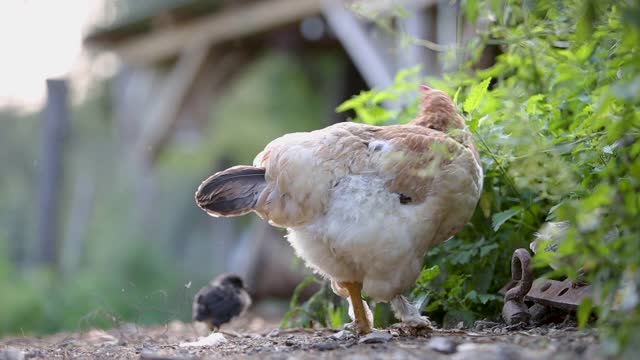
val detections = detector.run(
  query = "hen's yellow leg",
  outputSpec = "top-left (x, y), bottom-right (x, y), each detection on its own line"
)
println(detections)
top-left (340, 282), bottom-right (372, 334)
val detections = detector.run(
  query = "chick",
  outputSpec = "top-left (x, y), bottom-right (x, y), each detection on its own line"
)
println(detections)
top-left (192, 273), bottom-right (252, 331)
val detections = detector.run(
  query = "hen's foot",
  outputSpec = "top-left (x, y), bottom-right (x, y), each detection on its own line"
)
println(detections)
top-left (391, 315), bottom-right (434, 336)
top-left (343, 320), bottom-right (375, 335)
top-left (340, 282), bottom-right (372, 334)
top-left (389, 295), bottom-right (432, 336)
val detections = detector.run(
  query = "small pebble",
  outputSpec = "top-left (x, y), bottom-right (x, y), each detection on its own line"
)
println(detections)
top-left (330, 330), bottom-right (354, 341)
top-left (358, 330), bottom-right (392, 344)
top-left (473, 320), bottom-right (501, 331)
top-left (315, 342), bottom-right (339, 351)
top-left (453, 343), bottom-right (530, 360)
top-left (0, 348), bottom-right (25, 360)
top-left (427, 336), bottom-right (458, 354)
top-left (268, 328), bottom-right (280, 337)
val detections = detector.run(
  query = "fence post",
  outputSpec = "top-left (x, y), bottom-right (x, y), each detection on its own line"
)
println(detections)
top-left (36, 79), bottom-right (68, 269)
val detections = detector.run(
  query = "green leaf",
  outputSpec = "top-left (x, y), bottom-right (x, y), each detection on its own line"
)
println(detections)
top-left (394, 65), bottom-right (421, 83)
top-left (417, 265), bottom-right (441, 284)
top-left (465, 290), bottom-right (478, 302)
top-left (480, 243), bottom-right (499, 257)
top-left (358, 106), bottom-right (396, 125)
top-left (371, 91), bottom-right (398, 103)
top-left (526, 94), bottom-right (545, 114)
top-left (336, 90), bottom-right (374, 112)
top-left (373, 302), bottom-right (395, 328)
top-left (281, 276), bottom-right (317, 328)
top-left (465, 0), bottom-right (478, 23)
top-left (577, 298), bottom-right (593, 328)
top-left (463, 77), bottom-right (492, 113)
top-left (478, 293), bottom-right (500, 304)
top-left (423, 299), bottom-right (441, 312)
top-left (289, 276), bottom-right (316, 308)
top-left (328, 303), bottom-right (347, 329)
top-left (336, 96), bottom-right (365, 113)
top-left (491, 207), bottom-right (523, 232)
top-left (453, 87), bottom-right (462, 105)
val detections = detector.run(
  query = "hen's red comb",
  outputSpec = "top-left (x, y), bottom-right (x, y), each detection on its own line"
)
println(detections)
top-left (419, 85), bottom-right (432, 92)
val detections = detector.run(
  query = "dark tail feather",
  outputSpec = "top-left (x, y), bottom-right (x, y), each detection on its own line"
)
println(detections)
top-left (195, 166), bottom-right (266, 217)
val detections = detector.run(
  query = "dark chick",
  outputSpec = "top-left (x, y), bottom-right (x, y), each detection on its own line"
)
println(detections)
top-left (192, 273), bottom-right (252, 331)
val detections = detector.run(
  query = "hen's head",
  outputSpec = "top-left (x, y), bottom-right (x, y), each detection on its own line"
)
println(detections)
top-left (414, 85), bottom-right (465, 132)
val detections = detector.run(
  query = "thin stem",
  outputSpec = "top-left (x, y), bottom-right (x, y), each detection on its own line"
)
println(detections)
top-left (472, 128), bottom-right (538, 220)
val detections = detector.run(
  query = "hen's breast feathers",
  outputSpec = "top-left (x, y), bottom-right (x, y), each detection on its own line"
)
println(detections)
top-left (252, 122), bottom-right (482, 228)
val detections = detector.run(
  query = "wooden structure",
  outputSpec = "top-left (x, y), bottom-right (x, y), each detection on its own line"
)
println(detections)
top-left (84, 0), bottom-right (463, 299)
top-left (85, 0), bottom-right (461, 162)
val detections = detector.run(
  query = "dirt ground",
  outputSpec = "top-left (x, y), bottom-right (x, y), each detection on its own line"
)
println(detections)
top-left (0, 315), bottom-right (603, 360)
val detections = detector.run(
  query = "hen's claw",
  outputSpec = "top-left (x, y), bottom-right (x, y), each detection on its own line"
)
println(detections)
top-left (391, 316), bottom-right (434, 336)
top-left (401, 315), bottom-right (433, 328)
top-left (343, 320), bottom-right (375, 335)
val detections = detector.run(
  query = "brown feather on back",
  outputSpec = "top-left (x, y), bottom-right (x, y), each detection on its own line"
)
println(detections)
top-left (412, 89), bottom-right (466, 133)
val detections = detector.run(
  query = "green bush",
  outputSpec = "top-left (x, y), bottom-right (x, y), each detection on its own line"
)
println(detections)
top-left (0, 242), bottom-right (195, 335)
top-left (294, 0), bottom-right (639, 356)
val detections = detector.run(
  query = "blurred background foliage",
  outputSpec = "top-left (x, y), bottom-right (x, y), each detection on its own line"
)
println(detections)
top-left (0, 51), bottom-right (331, 335)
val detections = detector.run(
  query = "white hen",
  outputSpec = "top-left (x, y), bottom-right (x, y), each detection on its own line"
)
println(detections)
top-left (195, 86), bottom-right (483, 333)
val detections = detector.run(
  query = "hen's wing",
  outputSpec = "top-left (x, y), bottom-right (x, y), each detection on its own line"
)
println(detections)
top-left (251, 123), bottom-right (365, 226)
top-left (252, 122), bottom-right (480, 227)
top-left (375, 124), bottom-right (481, 204)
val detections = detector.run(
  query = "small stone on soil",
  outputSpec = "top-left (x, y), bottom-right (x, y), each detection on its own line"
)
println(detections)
top-left (428, 336), bottom-right (458, 354)
top-left (139, 350), bottom-right (195, 360)
top-left (0, 348), bottom-right (24, 360)
top-left (473, 320), bottom-right (501, 331)
top-left (314, 342), bottom-right (339, 351)
top-left (330, 330), bottom-right (354, 341)
top-left (284, 339), bottom-right (296, 347)
top-left (358, 330), bottom-right (392, 344)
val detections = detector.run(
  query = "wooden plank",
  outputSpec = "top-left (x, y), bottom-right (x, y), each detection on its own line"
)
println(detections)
top-left (37, 79), bottom-right (68, 269)
top-left (106, 0), bottom-right (323, 64)
top-left (436, 0), bottom-right (459, 72)
top-left (322, 0), bottom-right (394, 90)
top-left (89, 0), bottom-right (440, 65)
top-left (349, 0), bottom-right (439, 14)
top-left (133, 44), bottom-right (211, 163)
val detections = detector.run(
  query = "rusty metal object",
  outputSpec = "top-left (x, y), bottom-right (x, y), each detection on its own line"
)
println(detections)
top-left (502, 248), bottom-right (533, 325)
top-left (527, 303), bottom-right (550, 324)
top-left (500, 248), bottom-right (593, 326)
top-left (525, 278), bottom-right (592, 311)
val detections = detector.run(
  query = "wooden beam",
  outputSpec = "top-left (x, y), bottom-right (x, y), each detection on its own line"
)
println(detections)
top-left (105, 0), bottom-right (323, 64)
top-left (133, 44), bottom-right (211, 163)
top-left (88, 0), bottom-right (440, 65)
top-left (436, 0), bottom-right (459, 72)
top-left (37, 79), bottom-right (68, 269)
top-left (348, 0), bottom-right (439, 14)
top-left (322, 0), bottom-right (394, 90)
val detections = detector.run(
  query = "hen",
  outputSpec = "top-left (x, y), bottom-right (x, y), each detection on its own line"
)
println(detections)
top-left (195, 86), bottom-right (483, 334)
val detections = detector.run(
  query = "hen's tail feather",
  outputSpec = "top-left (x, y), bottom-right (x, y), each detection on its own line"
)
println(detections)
top-left (195, 166), bottom-right (266, 217)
